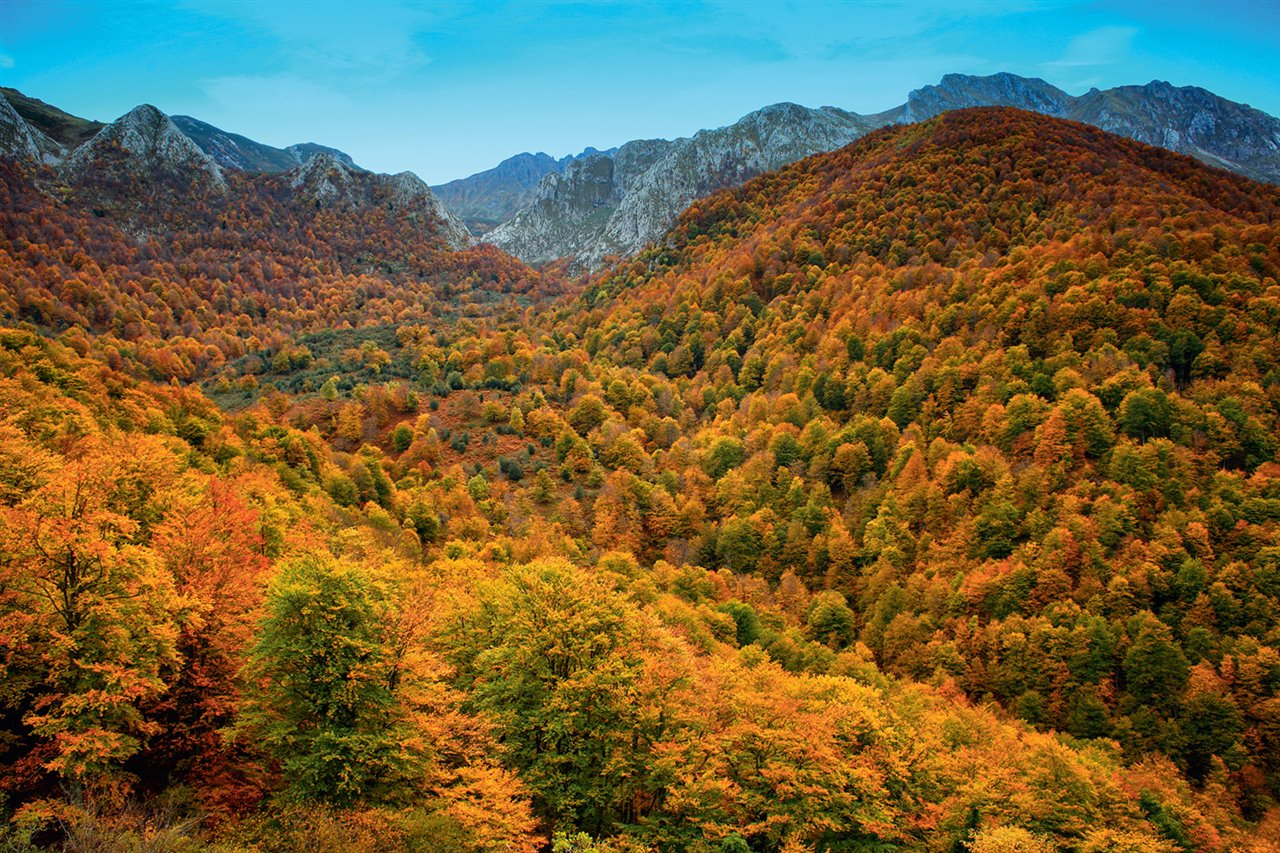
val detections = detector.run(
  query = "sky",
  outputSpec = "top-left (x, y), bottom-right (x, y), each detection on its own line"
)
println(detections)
top-left (1, 0), bottom-right (1277, 184)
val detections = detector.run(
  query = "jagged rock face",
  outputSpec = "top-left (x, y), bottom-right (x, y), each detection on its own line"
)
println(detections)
top-left (0, 95), bottom-right (72, 165)
top-left (432, 148), bottom-right (612, 234)
top-left (487, 139), bottom-right (674, 265)
top-left (63, 104), bottom-right (226, 189)
top-left (904, 74), bottom-right (1280, 184)
top-left (0, 95), bottom-right (46, 162)
top-left (285, 153), bottom-right (472, 250)
top-left (285, 143), bottom-right (359, 170)
top-left (902, 72), bottom-right (1073, 122)
top-left (485, 154), bottom-right (627, 264)
top-left (1069, 82), bottom-right (1280, 184)
top-left (384, 171), bottom-right (473, 249)
top-left (489, 103), bottom-right (880, 269)
top-left (288, 151), bottom-right (359, 203)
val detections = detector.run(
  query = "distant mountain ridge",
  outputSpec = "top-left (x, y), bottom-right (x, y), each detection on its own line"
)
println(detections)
top-left (472, 73), bottom-right (1280, 269)
top-left (171, 115), bottom-right (361, 173)
top-left (431, 148), bottom-right (614, 235)
top-left (0, 89), bottom-right (363, 175)
top-left (486, 103), bottom-right (895, 268)
top-left (902, 73), bottom-right (1280, 185)
top-left (485, 138), bottom-right (675, 265)
top-left (0, 95), bottom-right (471, 250)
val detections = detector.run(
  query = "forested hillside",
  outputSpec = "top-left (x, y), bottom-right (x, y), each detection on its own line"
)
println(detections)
top-left (2, 107), bottom-right (1279, 851)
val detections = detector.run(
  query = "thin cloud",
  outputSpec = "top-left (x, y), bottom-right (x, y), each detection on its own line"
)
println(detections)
top-left (182, 0), bottom-right (439, 78)
top-left (1044, 25), bottom-right (1137, 68)
top-left (198, 74), bottom-right (361, 146)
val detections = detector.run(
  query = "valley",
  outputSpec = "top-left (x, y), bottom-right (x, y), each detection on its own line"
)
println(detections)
top-left (1, 70), bottom-right (1279, 853)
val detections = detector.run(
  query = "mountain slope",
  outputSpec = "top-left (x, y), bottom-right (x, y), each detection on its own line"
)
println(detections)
top-left (172, 115), bottom-right (361, 173)
top-left (287, 152), bottom-right (472, 249)
top-left (570, 107), bottom-right (1280, 791)
top-left (24, 102), bottom-right (470, 250)
top-left (0, 148), bottom-right (529, 382)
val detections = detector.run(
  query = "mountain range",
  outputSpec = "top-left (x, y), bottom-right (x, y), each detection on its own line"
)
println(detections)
top-left (3, 71), bottom-right (1279, 272)
top-left (481, 72), bottom-right (1280, 269)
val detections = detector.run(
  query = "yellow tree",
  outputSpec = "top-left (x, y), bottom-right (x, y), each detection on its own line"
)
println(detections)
top-left (0, 434), bottom-right (182, 800)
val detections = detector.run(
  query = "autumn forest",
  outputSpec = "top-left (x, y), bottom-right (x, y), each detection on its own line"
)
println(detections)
top-left (2, 105), bottom-right (1280, 853)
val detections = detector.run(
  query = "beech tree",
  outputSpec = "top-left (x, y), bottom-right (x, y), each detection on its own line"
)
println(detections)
top-left (236, 553), bottom-right (425, 806)
top-left (0, 434), bottom-right (181, 798)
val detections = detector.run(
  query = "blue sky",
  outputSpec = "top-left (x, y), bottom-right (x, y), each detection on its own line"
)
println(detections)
top-left (1, 0), bottom-right (1277, 184)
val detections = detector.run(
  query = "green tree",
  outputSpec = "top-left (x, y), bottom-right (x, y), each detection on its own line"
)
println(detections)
top-left (719, 600), bottom-right (762, 647)
top-left (533, 468), bottom-right (557, 504)
top-left (444, 560), bottom-right (670, 834)
top-left (716, 516), bottom-right (764, 573)
top-left (237, 553), bottom-right (423, 806)
top-left (1180, 693), bottom-right (1244, 781)
top-left (1122, 623), bottom-right (1189, 714)
top-left (391, 424), bottom-right (414, 453)
top-left (569, 394), bottom-right (609, 436)
top-left (805, 591), bottom-right (856, 649)
top-left (704, 437), bottom-right (747, 479)
top-left (1118, 388), bottom-right (1173, 442)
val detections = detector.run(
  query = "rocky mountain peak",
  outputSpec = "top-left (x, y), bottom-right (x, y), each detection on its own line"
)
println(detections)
top-left (1070, 80), bottom-right (1280, 182)
top-left (285, 155), bottom-right (471, 249)
top-left (287, 150), bottom-right (356, 201)
top-left (386, 170), bottom-right (473, 249)
top-left (64, 103), bottom-right (226, 188)
top-left (285, 142), bottom-right (360, 170)
top-left (902, 73), bottom-right (1072, 122)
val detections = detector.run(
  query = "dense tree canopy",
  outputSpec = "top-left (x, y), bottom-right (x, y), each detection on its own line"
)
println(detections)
top-left (2, 108), bottom-right (1280, 850)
